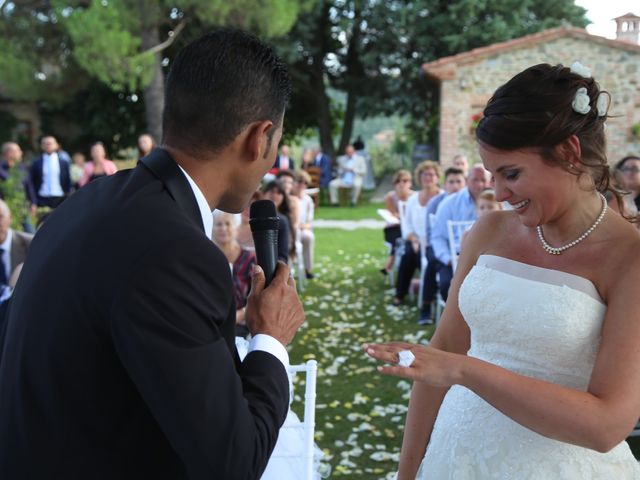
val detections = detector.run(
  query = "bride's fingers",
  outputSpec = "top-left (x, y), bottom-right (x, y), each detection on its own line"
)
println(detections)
top-left (364, 343), bottom-right (414, 364)
top-left (377, 364), bottom-right (422, 381)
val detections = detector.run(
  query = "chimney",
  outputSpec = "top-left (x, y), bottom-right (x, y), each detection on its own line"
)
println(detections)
top-left (614, 13), bottom-right (640, 44)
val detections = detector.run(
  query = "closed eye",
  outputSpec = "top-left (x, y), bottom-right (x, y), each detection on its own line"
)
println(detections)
top-left (505, 170), bottom-right (520, 181)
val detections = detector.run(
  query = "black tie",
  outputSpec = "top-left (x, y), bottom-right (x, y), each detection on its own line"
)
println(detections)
top-left (0, 248), bottom-right (7, 285)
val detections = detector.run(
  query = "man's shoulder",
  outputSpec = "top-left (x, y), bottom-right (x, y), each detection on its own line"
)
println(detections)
top-left (13, 230), bottom-right (34, 245)
top-left (57, 150), bottom-right (71, 163)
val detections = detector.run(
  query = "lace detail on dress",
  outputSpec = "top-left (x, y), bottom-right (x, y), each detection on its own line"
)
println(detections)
top-left (417, 256), bottom-right (640, 479)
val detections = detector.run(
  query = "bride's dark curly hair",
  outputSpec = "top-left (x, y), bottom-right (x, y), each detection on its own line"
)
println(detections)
top-left (476, 63), bottom-right (637, 222)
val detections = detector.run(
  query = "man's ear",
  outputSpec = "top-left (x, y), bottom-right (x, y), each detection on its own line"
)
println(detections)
top-left (245, 120), bottom-right (274, 163)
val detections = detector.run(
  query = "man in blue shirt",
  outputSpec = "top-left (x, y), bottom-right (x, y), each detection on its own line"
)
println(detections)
top-left (419, 167), bottom-right (466, 324)
top-left (429, 164), bottom-right (490, 303)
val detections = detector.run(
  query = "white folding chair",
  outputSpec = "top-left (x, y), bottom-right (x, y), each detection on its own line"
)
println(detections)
top-left (293, 238), bottom-right (306, 292)
top-left (264, 360), bottom-right (318, 480)
top-left (447, 220), bottom-right (475, 272)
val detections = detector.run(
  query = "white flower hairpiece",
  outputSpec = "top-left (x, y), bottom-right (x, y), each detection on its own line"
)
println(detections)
top-left (572, 87), bottom-right (591, 115)
top-left (570, 61), bottom-right (592, 78)
top-left (596, 93), bottom-right (608, 117)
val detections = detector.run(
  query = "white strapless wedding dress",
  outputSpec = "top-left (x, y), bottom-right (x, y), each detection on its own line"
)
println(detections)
top-left (417, 254), bottom-right (640, 479)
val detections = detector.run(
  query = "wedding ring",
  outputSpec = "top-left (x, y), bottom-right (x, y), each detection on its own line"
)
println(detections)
top-left (397, 350), bottom-right (415, 368)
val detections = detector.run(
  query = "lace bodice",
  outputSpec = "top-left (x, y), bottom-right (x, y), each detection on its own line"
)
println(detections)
top-left (461, 255), bottom-right (605, 390)
top-left (418, 255), bottom-right (640, 479)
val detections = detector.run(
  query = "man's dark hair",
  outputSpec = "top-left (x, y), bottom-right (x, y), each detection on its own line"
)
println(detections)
top-left (444, 167), bottom-right (464, 178)
top-left (162, 28), bottom-right (291, 155)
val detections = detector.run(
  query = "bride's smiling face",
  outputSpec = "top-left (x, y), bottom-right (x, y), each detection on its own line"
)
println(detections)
top-left (479, 144), bottom-right (578, 228)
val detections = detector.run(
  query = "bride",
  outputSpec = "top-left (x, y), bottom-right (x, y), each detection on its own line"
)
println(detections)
top-left (365, 63), bottom-right (640, 479)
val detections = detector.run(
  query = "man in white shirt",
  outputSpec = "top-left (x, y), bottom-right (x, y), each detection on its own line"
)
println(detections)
top-left (329, 144), bottom-right (367, 206)
top-left (30, 135), bottom-right (72, 208)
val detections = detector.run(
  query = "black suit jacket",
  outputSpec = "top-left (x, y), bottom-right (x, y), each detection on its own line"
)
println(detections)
top-left (0, 148), bottom-right (289, 479)
top-left (29, 150), bottom-right (72, 195)
top-left (272, 155), bottom-right (295, 171)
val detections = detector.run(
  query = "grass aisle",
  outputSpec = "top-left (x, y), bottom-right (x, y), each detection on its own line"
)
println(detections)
top-left (288, 227), bottom-right (434, 479)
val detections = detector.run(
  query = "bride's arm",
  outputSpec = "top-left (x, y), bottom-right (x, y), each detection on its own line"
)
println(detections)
top-left (394, 226), bottom-right (479, 479)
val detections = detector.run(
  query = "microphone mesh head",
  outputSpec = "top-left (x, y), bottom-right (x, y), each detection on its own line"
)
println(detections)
top-left (249, 199), bottom-right (279, 232)
top-left (250, 199), bottom-right (277, 219)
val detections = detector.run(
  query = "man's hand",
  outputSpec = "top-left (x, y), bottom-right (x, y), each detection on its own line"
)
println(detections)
top-left (245, 262), bottom-right (304, 346)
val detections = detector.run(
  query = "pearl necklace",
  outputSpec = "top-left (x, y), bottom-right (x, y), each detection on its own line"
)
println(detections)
top-left (536, 193), bottom-right (607, 255)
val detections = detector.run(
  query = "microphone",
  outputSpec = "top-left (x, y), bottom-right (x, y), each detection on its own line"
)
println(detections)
top-left (249, 199), bottom-right (280, 286)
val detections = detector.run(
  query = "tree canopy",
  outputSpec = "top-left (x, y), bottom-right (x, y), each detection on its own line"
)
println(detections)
top-left (0, 0), bottom-right (588, 157)
top-left (274, 0), bottom-right (588, 158)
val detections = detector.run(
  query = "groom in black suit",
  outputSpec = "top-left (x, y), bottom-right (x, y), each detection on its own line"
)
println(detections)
top-left (0, 29), bottom-right (304, 479)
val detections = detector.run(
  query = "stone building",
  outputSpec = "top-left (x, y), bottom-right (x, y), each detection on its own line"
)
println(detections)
top-left (422, 24), bottom-right (640, 167)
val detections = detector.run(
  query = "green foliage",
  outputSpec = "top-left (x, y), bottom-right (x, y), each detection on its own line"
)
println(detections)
top-left (56, 1), bottom-right (155, 92)
top-left (0, 2), bottom-right (88, 104)
top-left (0, 168), bottom-right (30, 230)
top-left (273, 0), bottom-right (589, 149)
top-left (0, 111), bottom-right (18, 146)
top-left (39, 79), bottom-right (147, 156)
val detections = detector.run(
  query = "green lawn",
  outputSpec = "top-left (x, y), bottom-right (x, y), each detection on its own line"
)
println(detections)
top-left (288, 228), bottom-right (432, 479)
top-left (314, 202), bottom-right (385, 221)
top-left (287, 226), bottom-right (640, 478)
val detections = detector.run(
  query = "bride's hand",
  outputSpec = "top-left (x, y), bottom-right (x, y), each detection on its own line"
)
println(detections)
top-left (363, 342), bottom-right (464, 387)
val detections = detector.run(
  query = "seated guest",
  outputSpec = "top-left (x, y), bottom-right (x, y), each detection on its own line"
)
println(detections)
top-left (273, 144), bottom-right (295, 171)
top-left (429, 164), bottom-right (490, 302)
top-left (460, 188), bottom-right (503, 246)
top-left (30, 135), bottom-right (71, 208)
top-left (212, 211), bottom-right (256, 338)
top-left (301, 149), bottom-right (314, 169)
top-left (329, 144), bottom-right (366, 206)
top-left (311, 147), bottom-right (332, 189)
top-left (236, 190), bottom-right (262, 250)
top-left (392, 161), bottom-right (442, 306)
top-left (380, 169), bottom-right (414, 276)
top-left (452, 153), bottom-right (469, 176)
top-left (70, 152), bottom-right (86, 190)
top-left (137, 133), bottom-right (156, 160)
top-left (293, 170), bottom-right (316, 279)
top-left (419, 167), bottom-right (466, 323)
top-left (614, 155), bottom-right (640, 212)
top-left (79, 142), bottom-right (118, 187)
top-left (276, 170), bottom-right (300, 231)
top-left (262, 180), bottom-right (291, 262)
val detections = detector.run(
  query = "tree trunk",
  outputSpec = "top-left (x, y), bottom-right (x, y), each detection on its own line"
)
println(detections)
top-left (337, 5), bottom-right (362, 156)
top-left (311, 1), bottom-right (335, 162)
top-left (139, 26), bottom-right (164, 144)
top-left (313, 73), bottom-right (335, 161)
top-left (338, 90), bottom-right (356, 155)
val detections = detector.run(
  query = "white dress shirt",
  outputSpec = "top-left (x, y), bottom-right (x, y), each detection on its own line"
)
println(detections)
top-left (0, 228), bottom-right (12, 282)
top-left (39, 152), bottom-right (64, 197)
top-left (178, 166), bottom-right (290, 371)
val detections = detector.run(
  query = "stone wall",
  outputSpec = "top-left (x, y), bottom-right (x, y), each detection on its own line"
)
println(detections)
top-left (436, 36), bottom-right (640, 168)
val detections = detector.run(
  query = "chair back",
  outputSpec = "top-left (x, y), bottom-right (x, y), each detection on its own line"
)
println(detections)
top-left (303, 167), bottom-right (322, 206)
top-left (447, 220), bottom-right (474, 272)
top-left (278, 360), bottom-right (318, 479)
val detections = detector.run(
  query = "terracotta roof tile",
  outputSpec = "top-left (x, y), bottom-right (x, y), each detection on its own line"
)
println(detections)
top-left (422, 26), bottom-right (640, 80)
